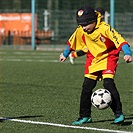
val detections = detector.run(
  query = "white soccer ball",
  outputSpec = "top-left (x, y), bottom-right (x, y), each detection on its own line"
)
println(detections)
top-left (91, 88), bottom-right (112, 110)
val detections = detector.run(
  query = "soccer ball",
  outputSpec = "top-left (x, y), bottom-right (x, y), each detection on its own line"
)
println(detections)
top-left (91, 88), bottom-right (112, 110)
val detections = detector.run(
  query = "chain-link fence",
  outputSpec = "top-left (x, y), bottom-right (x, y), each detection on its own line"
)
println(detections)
top-left (0, 0), bottom-right (133, 46)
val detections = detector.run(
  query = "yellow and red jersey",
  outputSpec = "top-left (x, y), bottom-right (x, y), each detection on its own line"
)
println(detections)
top-left (67, 14), bottom-right (128, 74)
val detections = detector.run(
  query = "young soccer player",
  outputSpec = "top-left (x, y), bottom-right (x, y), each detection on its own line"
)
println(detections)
top-left (69, 7), bottom-right (105, 64)
top-left (59, 6), bottom-right (132, 125)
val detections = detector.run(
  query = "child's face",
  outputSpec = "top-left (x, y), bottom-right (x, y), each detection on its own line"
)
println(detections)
top-left (82, 22), bottom-right (96, 34)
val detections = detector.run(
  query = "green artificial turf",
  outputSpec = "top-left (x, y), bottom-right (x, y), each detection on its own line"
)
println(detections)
top-left (0, 50), bottom-right (132, 133)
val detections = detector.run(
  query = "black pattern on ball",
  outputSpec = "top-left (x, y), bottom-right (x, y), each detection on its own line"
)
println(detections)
top-left (91, 88), bottom-right (112, 110)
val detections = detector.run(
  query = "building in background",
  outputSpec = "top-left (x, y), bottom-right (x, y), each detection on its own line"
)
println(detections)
top-left (0, 0), bottom-right (132, 46)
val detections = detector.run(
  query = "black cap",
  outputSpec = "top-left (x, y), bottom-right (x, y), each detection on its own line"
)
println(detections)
top-left (76, 6), bottom-right (97, 26)
top-left (95, 7), bottom-right (105, 15)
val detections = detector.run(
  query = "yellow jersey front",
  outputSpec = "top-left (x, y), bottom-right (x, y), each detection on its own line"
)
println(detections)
top-left (67, 22), bottom-right (128, 74)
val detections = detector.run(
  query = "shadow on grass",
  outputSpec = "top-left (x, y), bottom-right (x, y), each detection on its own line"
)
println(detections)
top-left (92, 114), bottom-right (133, 126)
top-left (0, 114), bottom-right (133, 126)
top-left (0, 115), bottom-right (43, 122)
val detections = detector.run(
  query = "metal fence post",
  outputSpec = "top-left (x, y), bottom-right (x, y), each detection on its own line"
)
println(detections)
top-left (31, 0), bottom-right (36, 50)
top-left (110, 0), bottom-right (114, 28)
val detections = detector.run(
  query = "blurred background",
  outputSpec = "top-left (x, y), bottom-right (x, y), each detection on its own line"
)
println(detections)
top-left (0, 0), bottom-right (133, 48)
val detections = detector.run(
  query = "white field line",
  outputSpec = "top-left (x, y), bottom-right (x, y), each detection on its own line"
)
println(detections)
top-left (0, 58), bottom-right (60, 63)
top-left (8, 118), bottom-right (133, 133)
top-left (0, 51), bottom-right (125, 57)
top-left (0, 51), bottom-right (60, 56)
top-left (1, 56), bottom-right (58, 59)
top-left (0, 58), bottom-right (85, 63)
top-left (0, 52), bottom-right (132, 64)
top-left (0, 58), bottom-right (132, 65)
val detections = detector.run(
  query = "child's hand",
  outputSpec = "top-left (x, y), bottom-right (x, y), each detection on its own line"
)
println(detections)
top-left (59, 53), bottom-right (66, 62)
top-left (123, 55), bottom-right (132, 63)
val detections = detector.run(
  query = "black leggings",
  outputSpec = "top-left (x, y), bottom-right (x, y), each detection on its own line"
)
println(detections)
top-left (103, 78), bottom-right (122, 115)
top-left (79, 77), bottom-right (122, 117)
